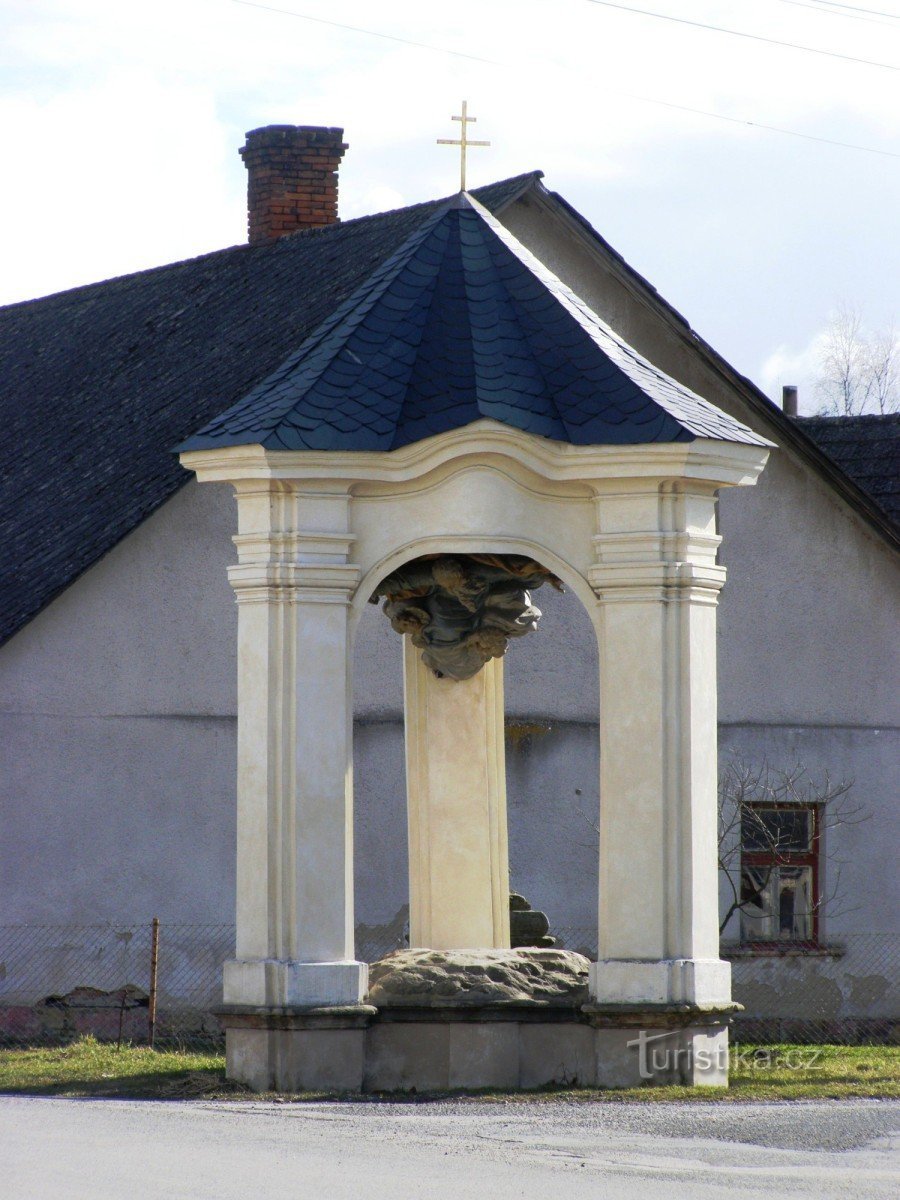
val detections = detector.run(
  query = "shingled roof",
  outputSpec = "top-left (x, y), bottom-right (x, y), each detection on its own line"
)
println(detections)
top-left (796, 414), bottom-right (900, 526)
top-left (2, 171), bottom-right (896, 650)
top-left (180, 193), bottom-right (763, 453)
top-left (0, 175), bottom-right (536, 647)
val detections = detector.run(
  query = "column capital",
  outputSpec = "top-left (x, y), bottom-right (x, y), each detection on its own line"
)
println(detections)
top-left (588, 560), bottom-right (726, 603)
top-left (227, 562), bottom-right (361, 603)
top-left (589, 477), bottom-right (725, 601)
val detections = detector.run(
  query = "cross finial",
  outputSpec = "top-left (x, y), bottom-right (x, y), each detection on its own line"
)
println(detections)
top-left (437, 100), bottom-right (490, 193)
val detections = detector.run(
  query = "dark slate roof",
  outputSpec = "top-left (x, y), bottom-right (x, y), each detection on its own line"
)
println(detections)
top-left (0, 175), bottom-right (537, 647)
top-left (181, 194), bottom-right (765, 453)
top-left (797, 414), bottom-right (900, 526)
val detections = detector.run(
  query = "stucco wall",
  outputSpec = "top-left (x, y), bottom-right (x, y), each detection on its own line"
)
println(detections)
top-left (2, 195), bottom-right (897, 1020)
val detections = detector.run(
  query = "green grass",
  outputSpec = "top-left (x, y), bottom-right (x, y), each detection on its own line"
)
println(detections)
top-left (0, 1037), bottom-right (231, 1099)
top-left (0, 1038), bottom-right (896, 1102)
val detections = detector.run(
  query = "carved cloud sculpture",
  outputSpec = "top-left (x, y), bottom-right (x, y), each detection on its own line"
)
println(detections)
top-left (371, 554), bottom-right (562, 681)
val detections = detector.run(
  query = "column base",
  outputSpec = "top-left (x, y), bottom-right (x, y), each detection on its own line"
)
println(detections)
top-left (223, 958), bottom-right (368, 1007)
top-left (589, 958), bottom-right (731, 1006)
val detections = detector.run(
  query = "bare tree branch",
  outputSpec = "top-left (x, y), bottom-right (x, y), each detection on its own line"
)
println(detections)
top-left (816, 304), bottom-right (899, 415)
top-left (718, 755), bottom-right (869, 935)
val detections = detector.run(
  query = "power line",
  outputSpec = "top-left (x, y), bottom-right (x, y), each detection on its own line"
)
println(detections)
top-left (227, 0), bottom-right (500, 65)
top-left (224, 0), bottom-right (899, 165)
top-left (778, 0), bottom-right (898, 25)
top-left (804, 0), bottom-right (900, 19)
top-left (626, 91), bottom-right (900, 158)
top-left (584, 0), bottom-right (900, 71)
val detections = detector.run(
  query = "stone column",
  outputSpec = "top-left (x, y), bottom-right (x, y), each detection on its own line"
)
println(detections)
top-left (404, 640), bottom-right (511, 950)
top-left (221, 481), bottom-right (367, 1009)
top-left (588, 480), bottom-right (728, 1009)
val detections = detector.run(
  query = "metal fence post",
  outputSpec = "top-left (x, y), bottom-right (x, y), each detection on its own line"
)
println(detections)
top-left (148, 918), bottom-right (160, 1049)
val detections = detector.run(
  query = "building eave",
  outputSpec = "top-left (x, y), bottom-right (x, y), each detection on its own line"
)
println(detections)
top-left (528, 182), bottom-right (900, 556)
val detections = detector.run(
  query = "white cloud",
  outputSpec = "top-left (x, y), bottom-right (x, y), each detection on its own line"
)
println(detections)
top-left (1, 0), bottom-right (898, 393)
top-left (759, 331), bottom-right (830, 414)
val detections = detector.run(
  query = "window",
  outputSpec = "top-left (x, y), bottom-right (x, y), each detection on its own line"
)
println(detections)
top-left (739, 804), bottom-right (820, 944)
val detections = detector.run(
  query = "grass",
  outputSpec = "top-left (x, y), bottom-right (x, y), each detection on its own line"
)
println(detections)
top-left (0, 1038), bottom-right (897, 1102)
top-left (0, 1038), bottom-right (231, 1100)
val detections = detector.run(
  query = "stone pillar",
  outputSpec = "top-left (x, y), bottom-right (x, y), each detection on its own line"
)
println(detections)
top-left (588, 481), bottom-right (729, 1008)
top-left (221, 481), bottom-right (367, 1009)
top-left (404, 639), bottom-right (511, 950)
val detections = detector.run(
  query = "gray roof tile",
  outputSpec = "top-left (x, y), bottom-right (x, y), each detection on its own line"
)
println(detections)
top-left (181, 194), bottom-right (766, 453)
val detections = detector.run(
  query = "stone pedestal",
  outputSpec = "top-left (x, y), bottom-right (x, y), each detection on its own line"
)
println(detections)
top-left (215, 952), bottom-right (734, 1093)
top-left (404, 645), bottom-right (510, 950)
top-left (219, 1005), bottom-right (375, 1093)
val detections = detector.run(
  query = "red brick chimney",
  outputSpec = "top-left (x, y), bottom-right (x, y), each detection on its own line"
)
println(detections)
top-left (239, 125), bottom-right (348, 245)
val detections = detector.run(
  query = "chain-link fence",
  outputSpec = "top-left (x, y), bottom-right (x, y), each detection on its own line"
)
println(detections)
top-left (550, 926), bottom-right (900, 1044)
top-left (1, 922), bottom-right (896, 1050)
top-left (0, 923), bottom-right (233, 1051)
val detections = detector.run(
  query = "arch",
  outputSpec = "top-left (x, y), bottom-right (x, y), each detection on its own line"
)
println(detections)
top-left (350, 534), bottom-right (600, 642)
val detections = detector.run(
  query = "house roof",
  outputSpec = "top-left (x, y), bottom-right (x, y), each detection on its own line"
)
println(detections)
top-left (795, 414), bottom-right (900, 526)
top-left (0, 175), bottom-right (536, 647)
top-left (1, 171), bottom-right (895, 649)
top-left (537, 183), bottom-right (900, 555)
top-left (180, 193), bottom-right (763, 453)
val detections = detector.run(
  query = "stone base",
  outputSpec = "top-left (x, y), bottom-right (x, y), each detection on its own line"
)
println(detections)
top-left (219, 1004), bottom-right (732, 1092)
top-left (217, 952), bottom-right (734, 1092)
top-left (227, 1027), bottom-right (368, 1093)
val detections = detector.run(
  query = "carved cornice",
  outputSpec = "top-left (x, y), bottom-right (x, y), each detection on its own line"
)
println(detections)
top-left (181, 422), bottom-right (770, 491)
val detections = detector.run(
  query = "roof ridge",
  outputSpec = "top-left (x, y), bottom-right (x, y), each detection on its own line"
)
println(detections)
top-left (0, 173), bottom-right (543, 317)
top-left (461, 195), bottom-right (768, 447)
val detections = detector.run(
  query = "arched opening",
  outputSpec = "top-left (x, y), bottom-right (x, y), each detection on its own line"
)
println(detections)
top-left (351, 596), bottom-right (408, 961)
top-left (504, 581), bottom-right (600, 960)
top-left (349, 542), bottom-right (600, 963)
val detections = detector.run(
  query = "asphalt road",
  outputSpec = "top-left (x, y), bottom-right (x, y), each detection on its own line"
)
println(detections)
top-left (1, 1096), bottom-right (898, 1199)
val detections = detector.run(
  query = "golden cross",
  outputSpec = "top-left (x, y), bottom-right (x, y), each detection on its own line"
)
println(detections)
top-left (437, 100), bottom-right (490, 192)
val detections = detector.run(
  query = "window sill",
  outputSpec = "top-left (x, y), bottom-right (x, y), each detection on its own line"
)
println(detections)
top-left (721, 942), bottom-right (846, 959)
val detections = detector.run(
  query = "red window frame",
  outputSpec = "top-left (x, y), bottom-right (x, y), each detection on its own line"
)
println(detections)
top-left (740, 802), bottom-right (821, 948)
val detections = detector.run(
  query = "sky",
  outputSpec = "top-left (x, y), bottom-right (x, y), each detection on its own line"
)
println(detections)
top-left (2, 0), bottom-right (899, 412)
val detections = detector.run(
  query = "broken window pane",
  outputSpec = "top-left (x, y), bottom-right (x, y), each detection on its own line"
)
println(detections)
top-left (740, 865), bottom-right (813, 941)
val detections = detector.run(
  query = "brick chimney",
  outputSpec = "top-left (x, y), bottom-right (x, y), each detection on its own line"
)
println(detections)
top-left (239, 125), bottom-right (348, 245)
